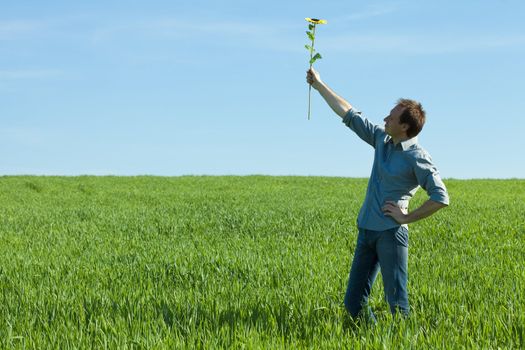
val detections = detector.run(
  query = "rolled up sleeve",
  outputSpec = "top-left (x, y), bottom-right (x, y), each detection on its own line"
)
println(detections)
top-left (413, 151), bottom-right (450, 205)
top-left (342, 108), bottom-right (383, 148)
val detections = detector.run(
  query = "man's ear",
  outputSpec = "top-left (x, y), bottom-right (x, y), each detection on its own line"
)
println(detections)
top-left (401, 123), bottom-right (409, 132)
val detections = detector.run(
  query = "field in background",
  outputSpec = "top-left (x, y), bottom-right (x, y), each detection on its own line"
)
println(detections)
top-left (0, 176), bottom-right (523, 348)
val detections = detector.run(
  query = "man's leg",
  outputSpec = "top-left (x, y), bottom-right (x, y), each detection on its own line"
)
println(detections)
top-left (344, 229), bottom-right (380, 322)
top-left (377, 226), bottom-right (409, 316)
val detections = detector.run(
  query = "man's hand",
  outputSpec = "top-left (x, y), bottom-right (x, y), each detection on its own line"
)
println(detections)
top-left (306, 67), bottom-right (322, 90)
top-left (305, 68), bottom-right (352, 118)
top-left (382, 201), bottom-right (408, 224)
top-left (383, 199), bottom-right (448, 225)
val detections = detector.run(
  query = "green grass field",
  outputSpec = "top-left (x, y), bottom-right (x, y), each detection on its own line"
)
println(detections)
top-left (0, 176), bottom-right (523, 349)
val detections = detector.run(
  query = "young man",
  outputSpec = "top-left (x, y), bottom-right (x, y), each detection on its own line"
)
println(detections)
top-left (306, 67), bottom-right (449, 321)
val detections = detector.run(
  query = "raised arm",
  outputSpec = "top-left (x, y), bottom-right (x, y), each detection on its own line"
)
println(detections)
top-left (306, 67), bottom-right (383, 147)
top-left (306, 67), bottom-right (352, 118)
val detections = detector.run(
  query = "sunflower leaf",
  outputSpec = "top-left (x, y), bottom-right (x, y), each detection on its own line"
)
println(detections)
top-left (304, 44), bottom-right (314, 52)
top-left (310, 53), bottom-right (322, 65)
top-left (306, 31), bottom-right (315, 41)
top-left (309, 24), bottom-right (315, 30)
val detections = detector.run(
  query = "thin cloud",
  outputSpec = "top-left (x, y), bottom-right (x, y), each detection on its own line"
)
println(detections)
top-left (332, 4), bottom-right (399, 22)
top-left (323, 33), bottom-right (525, 54)
top-left (142, 18), bottom-right (268, 37)
top-left (0, 69), bottom-right (66, 80)
top-left (89, 17), bottom-right (299, 54)
top-left (91, 17), bottom-right (291, 42)
top-left (0, 19), bottom-right (48, 39)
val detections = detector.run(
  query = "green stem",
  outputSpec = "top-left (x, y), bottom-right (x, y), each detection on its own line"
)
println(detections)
top-left (308, 25), bottom-right (316, 120)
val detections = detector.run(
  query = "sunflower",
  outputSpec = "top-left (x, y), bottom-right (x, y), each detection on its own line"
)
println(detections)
top-left (305, 18), bottom-right (327, 25)
top-left (304, 17), bottom-right (327, 120)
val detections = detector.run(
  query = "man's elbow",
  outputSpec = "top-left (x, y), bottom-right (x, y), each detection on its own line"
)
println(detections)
top-left (337, 106), bottom-right (351, 119)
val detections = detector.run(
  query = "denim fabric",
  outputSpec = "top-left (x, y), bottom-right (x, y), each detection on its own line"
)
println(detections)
top-left (342, 108), bottom-right (449, 231)
top-left (344, 226), bottom-right (409, 321)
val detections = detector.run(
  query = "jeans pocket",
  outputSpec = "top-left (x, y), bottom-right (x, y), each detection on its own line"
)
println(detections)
top-left (394, 226), bottom-right (409, 247)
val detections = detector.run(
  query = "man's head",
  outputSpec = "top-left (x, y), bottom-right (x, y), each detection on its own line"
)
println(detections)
top-left (383, 98), bottom-right (426, 140)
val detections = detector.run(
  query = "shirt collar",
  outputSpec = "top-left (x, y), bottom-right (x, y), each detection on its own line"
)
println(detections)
top-left (385, 136), bottom-right (418, 150)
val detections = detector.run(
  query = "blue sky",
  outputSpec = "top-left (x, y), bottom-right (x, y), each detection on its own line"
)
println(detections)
top-left (1, 0), bottom-right (524, 178)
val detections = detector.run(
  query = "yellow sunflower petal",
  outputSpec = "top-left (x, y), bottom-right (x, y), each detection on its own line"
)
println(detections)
top-left (305, 18), bottom-right (327, 24)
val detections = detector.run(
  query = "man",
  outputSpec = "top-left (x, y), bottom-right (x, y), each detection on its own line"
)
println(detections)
top-left (306, 67), bottom-right (449, 321)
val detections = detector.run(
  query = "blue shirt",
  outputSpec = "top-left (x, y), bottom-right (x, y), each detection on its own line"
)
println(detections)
top-left (343, 108), bottom-right (449, 231)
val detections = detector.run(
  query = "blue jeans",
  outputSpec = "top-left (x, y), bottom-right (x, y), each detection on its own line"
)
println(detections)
top-left (344, 226), bottom-right (409, 321)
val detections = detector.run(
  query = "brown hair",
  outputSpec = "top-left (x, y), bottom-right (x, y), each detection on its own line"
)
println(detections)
top-left (397, 98), bottom-right (426, 138)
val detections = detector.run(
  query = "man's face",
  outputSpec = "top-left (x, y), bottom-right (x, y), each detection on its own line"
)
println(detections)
top-left (384, 105), bottom-right (408, 138)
